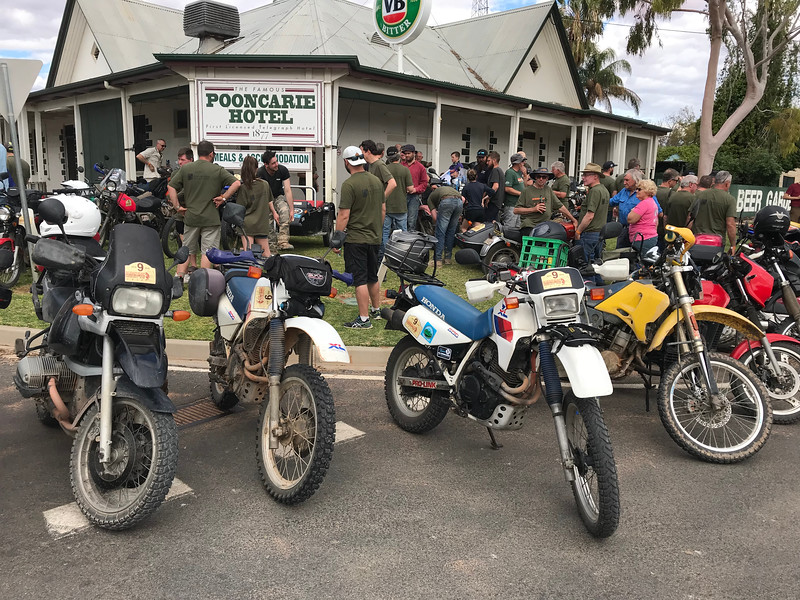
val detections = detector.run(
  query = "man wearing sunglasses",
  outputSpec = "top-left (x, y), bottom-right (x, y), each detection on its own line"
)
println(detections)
top-left (515, 167), bottom-right (577, 236)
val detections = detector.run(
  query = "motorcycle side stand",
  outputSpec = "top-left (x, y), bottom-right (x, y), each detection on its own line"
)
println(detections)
top-left (486, 428), bottom-right (503, 450)
top-left (639, 371), bottom-right (655, 412)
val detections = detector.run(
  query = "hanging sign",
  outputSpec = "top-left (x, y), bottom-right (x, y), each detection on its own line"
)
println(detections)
top-left (374, 0), bottom-right (431, 44)
top-left (214, 150), bottom-right (312, 172)
top-left (197, 80), bottom-right (323, 146)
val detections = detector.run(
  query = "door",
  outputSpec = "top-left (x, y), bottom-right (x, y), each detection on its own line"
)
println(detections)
top-left (79, 99), bottom-right (124, 178)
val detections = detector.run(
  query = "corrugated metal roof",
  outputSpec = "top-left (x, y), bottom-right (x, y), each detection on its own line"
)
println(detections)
top-left (169, 0), bottom-right (556, 94)
top-left (76, 0), bottom-right (194, 72)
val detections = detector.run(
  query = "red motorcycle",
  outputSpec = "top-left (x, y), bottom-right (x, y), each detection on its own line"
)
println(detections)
top-left (697, 251), bottom-right (800, 424)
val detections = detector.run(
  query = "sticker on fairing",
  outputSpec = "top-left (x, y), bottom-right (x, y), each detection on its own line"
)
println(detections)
top-left (124, 262), bottom-right (156, 283)
top-left (422, 322), bottom-right (436, 343)
top-left (329, 343), bottom-right (346, 352)
top-left (541, 270), bottom-right (573, 290)
top-left (405, 314), bottom-right (423, 337)
top-left (436, 346), bottom-right (452, 360)
top-left (252, 285), bottom-right (272, 308)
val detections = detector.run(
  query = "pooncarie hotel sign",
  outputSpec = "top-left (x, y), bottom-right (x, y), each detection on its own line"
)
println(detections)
top-left (197, 80), bottom-right (323, 146)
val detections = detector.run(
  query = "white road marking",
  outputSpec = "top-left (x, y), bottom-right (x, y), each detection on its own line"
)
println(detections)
top-left (335, 421), bottom-right (366, 443)
top-left (43, 478), bottom-right (193, 540)
top-left (324, 373), bottom-right (384, 381)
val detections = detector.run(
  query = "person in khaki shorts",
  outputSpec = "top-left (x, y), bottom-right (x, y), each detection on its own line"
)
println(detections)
top-left (167, 140), bottom-right (240, 278)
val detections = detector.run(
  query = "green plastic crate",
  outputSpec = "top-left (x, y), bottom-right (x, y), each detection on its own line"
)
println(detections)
top-left (519, 236), bottom-right (569, 269)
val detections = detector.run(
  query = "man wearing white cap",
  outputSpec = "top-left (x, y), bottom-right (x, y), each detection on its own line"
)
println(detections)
top-left (336, 146), bottom-right (386, 329)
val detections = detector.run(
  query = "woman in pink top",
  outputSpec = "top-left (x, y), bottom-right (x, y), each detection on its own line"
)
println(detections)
top-left (627, 178), bottom-right (659, 255)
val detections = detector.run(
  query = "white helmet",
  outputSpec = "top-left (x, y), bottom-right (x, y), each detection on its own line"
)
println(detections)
top-left (39, 194), bottom-right (102, 238)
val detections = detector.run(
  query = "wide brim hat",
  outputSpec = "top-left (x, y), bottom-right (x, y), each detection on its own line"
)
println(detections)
top-left (531, 167), bottom-right (552, 179)
top-left (581, 162), bottom-right (603, 174)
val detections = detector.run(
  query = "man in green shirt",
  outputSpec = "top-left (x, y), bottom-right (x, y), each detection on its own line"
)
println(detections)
top-left (575, 163), bottom-right (611, 278)
top-left (427, 182), bottom-right (463, 265)
top-left (515, 167), bottom-right (577, 234)
top-left (666, 174), bottom-right (697, 227)
top-left (601, 161), bottom-right (617, 196)
top-left (689, 170), bottom-right (738, 248)
top-left (336, 145), bottom-right (386, 329)
top-left (503, 153), bottom-right (526, 227)
top-left (5, 143), bottom-right (30, 188)
top-left (380, 147), bottom-right (415, 261)
top-left (361, 139), bottom-right (397, 200)
top-left (550, 161), bottom-right (571, 205)
top-left (167, 140), bottom-right (240, 276)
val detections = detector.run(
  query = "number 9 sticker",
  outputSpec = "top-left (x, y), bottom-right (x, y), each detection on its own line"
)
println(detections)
top-left (124, 262), bottom-right (156, 283)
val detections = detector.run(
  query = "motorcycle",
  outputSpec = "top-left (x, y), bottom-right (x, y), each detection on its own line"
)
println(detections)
top-left (581, 224), bottom-right (772, 463)
top-left (13, 197), bottom-right (190, 530)
top-left (96, 167), bottom-right (172, 248)
top-left (188, 203), bottom-right (349, 504)
top-left (379, 238), bottom-right (620, 538)
top-left (697, 251), bottom-right (800, 424)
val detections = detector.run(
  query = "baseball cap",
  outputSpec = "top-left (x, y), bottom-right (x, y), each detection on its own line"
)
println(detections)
top-left (342, 145), bottom-right (366, 166)
top-left (476, 149), bottom-right (487, 157)
top-left (510, 153), bottom-right (525, 165)
top-left (602, 161), bottom-right (617, 170)
top-left (386, 146), bottom-right (399, 157)
top-left (401, 144), bottom-right (416, 153)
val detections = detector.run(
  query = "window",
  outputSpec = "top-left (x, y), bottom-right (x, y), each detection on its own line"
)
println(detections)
top-left (91, 43), bottom-right (99, 61)
top-left (530, 56), bottom-right (539, 75)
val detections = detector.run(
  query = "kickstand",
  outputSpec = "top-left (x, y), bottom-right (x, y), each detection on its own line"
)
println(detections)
top-left (487, 427), bottom-right (502, 450)
top-left (639, 370), bottom-right (654, 412)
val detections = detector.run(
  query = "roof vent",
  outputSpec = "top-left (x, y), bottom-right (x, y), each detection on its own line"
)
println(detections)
top-left (370, 32), bottom-right (391, 48)
top-left (184, 0), bottom-right (240, 52)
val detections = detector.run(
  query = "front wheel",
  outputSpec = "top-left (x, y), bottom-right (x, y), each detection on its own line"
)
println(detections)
top-left (256, 364), bottom-right (336, 504)
top-left (658, 352), bottom-right (772, 463)
top-left (70, 398), bottom-right (178, 530)
top-left (321, 210), bottom-right (335, 247)
top-left (0, 245), bottom-right (22, 288)
top-left (774, 317), bottom-right (800, 340)
top-left (481, 242), bottom-right (520, 274)
top-left (739, 341), bottom-right (800, 424)
top-left (563, 394), bottom-right (620, 538)
top-left (161, 217), bottom-right (181, 258)
top-left (385, 335), bottom-right (450, 433)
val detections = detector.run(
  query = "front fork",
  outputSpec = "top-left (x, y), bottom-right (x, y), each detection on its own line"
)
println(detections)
top-left (671, 268), bottom-right (721, 404)
top-left (537, 339), bottom-right (576, 482)
top-left (772, 258), bottom-right (800, 330)
top-left (99, 335), bottom-right (117, 464)
top-left (267, 318), bottom-right (286, 450)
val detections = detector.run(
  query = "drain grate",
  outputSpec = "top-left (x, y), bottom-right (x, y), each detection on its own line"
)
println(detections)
top-left (174, 401), bottom-right (230, 428)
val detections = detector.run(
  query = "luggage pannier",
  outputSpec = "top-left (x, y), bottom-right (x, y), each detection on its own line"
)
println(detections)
top-left (263, 254), bottom-right (332, 299)
top-left (384, 231), bottom-right (437, 274)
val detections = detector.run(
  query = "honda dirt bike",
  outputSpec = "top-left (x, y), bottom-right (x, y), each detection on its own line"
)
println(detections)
top-left (14, 197), bottom-right (190, 530)
top-left (697, 251), bottom-right (800, 424)
top-left (188, 203), bottom-right (349, 504)
top-left (380, 241), bottom-right (620, 538)
top-left (580, 225), bottom-right (772, 463)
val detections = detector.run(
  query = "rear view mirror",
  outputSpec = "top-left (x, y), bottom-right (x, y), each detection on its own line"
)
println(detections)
top-left (32, 238), bottom-right (85, 271)
top-left (174, 246), bottom-right (190, 264)
top-left (329, 230), bottom-right (346, 249)
top-left (38, 198), bottom-right (67, 226)
top-left (222, 202), bottom-right (246, 228)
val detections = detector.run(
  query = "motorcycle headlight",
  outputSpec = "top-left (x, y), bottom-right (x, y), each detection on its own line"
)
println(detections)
top-left (543, 293), bottom-right (579, 317)
top-left (111, 287), bottom-right (163, 317)
top-left (0, 206), bottom-right (11, 221)
top-left (106, 180), bottom-right (117, 192)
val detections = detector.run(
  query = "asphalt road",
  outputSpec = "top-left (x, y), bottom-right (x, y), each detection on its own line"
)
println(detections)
top-left (1, 357), bottom-right (799, 600)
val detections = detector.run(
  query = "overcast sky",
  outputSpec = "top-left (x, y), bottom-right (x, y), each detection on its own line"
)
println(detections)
top-left (1, 0), bottom-right (714, 126)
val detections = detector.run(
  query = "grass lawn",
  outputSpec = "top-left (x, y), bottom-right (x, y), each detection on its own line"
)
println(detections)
top-left (0, 233), bottom-right (493, 348)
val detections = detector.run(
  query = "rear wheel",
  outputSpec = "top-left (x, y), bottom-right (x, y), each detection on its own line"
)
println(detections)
top-left (161, 217), bottom-right (181, 259)
top-left (739, 341), bottom-right (800, 424)
top-left (481, 243), bottom-right (520, 274)
top-left (256, 364), bottom-right (336, 504)
top-left (775, 317), bottom-right (800, 340)
top-left (35, 398), bottom-right (59, 427)
top-left (70, 398), bottom-right (178, 530)
top-left (658, 352), bottom-right (772, 463)
top-left (321, 210), bottom-right (335, 247)
top-left (208, 330), bottom-right (239, 410)
top-left (0, 245), bottom-right (21, 288)
top-left (563, 393), bottom-right (620, 538)
top-left (384, 336), bottom-right (450, 433)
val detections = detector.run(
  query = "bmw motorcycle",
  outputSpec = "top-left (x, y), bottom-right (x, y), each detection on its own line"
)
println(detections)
top-left (380, 242), bottom-right (620, 538)
top-left (188, 203), bottom-right (349, 504)
top-left (14, 197), bottom-right (190, 530)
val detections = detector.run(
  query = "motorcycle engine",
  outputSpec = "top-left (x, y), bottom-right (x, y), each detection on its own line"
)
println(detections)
top-left (458, 341), bottom-right (527, 420)
top-left (14, 355), bottom-right (78, 397)
top-left (459, 373), bottom-right (501, 420)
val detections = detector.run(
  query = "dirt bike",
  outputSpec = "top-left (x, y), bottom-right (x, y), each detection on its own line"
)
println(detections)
top-left (697, 251), bottom-right (800, 424)
top-left (580, 224), bottom-right (772, 463)
top-left (13, 197), bottom-right (190, 530)
top-left (379, 239), bottom-right (620, 538)
top-left (187, 203), bottom-right (348, 504)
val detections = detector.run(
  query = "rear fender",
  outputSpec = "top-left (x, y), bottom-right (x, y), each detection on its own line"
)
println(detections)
top-left (284, 316), bottom-right (350, 363)
top-left (730, 333), bottom-right (800, 360)
top-left (647, 305), bottom-right (764, 353)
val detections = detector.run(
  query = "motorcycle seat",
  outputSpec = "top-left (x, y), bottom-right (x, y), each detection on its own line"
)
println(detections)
top-left (503, 228), bottom-right (523, 243)
top-left (206, 248), bottom-right (257, 265)
top-left (414, 284), bottom-right (493, 341)
top-left (133, 194), bottom-right (161, 211)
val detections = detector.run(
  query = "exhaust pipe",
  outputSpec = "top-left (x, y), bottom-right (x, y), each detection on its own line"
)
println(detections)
top-left (47, 378), bottom-right (77, 433)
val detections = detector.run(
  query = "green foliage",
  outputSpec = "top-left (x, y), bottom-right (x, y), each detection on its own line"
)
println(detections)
top-left (657, 145), bottom-right (700, 172)
top-left (578, 46), bottom-right (642, 114)
top-left (659, 107), bottom-right (701, 147)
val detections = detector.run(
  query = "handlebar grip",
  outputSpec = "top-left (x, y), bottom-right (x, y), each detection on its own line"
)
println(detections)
top-left (25, 234), bottom-right (40, 244)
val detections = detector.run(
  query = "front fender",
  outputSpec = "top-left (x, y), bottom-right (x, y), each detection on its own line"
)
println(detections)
top-left (555, 344), bottom-right (613, 398)
top-left (284, 316), bottom-right (350, 363)
top-left (731, 333), bottom-right (800, 360)
top-left (647, 305), bottom-right (764, 353)
top-left (70, 375), bottom-right (175, 429)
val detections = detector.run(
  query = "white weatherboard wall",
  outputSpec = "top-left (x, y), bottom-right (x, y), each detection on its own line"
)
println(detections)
top-left (131, 97), bottom-right (190, 176)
